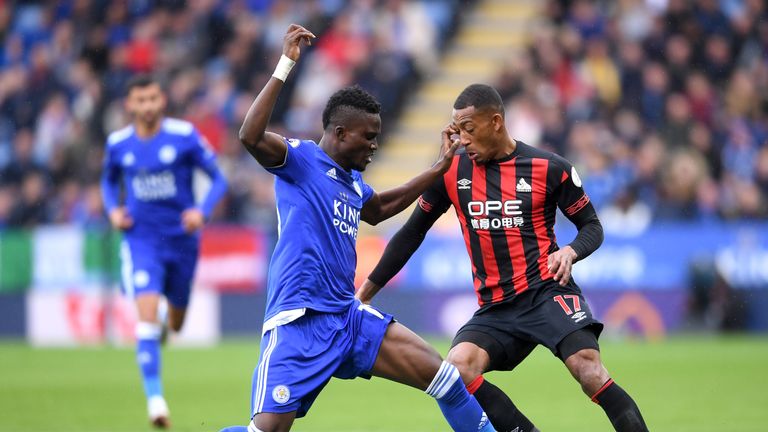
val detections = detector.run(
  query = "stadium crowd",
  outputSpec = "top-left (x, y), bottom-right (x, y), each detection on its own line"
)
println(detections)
top-left (0, 0), bottom-right (458, 229)
top-left (0, 0), bottom-right (766, 231)
top-left (497, 0), bottom-right (768, 232)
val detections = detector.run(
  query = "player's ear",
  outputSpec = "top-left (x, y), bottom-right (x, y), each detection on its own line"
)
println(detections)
top-left (491, 113), bottom-right (504, 132)
top-left (334, 125), bottom-right (346, 141)
top-left (124, 95), bottom-right (133, 115)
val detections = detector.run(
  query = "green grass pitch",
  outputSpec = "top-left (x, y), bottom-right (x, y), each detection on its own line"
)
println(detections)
top-left (1, 336), bottom-right (766, 431)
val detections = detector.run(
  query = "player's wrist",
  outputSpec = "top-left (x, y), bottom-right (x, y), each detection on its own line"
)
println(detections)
top-left (272, 55), bottom-right (296, 82)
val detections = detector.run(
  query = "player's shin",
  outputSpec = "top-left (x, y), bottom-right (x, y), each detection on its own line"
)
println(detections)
top-left (136, 321), bottom-right (163, 399)
top-left (468, 376), bottom-right (539, 432)
top-left (425, 361), bottom-right (496, 432)
top-left (591, 379), bottom-right (648, 432)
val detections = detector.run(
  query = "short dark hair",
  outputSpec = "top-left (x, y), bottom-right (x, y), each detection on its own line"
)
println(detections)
top-left (453, 83), bottom-right (504, 115)
top-left (322, 85), bottom-right (381, 130)
top-left (125, 74), bottom-right (160, 96)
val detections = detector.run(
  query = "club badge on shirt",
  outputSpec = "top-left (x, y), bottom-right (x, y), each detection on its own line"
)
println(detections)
top-left (159, 145), bottom-right (177, 164)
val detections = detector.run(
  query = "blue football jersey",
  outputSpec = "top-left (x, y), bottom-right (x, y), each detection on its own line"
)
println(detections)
top-left (101, 118), bottom-right (228, 239)
top-left (263, 138), bottom-right (374, 323)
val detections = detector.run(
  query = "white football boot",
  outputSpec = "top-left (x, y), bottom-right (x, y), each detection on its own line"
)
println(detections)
top-left (148, 395), bottom-right (171, 429)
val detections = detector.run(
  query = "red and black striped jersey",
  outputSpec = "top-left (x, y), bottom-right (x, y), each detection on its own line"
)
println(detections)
top-left (418, 141), bottom-right (593, 307)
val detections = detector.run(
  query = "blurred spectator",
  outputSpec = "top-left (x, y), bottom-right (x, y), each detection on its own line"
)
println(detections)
top-left (600, 186), bottom-right (652, 236)
top-left (1, 128), bottom-right (44, 186)
top-left (8, 171), bottom-right (49, 227)
top-left (687, 257), bottom-right (745, 331)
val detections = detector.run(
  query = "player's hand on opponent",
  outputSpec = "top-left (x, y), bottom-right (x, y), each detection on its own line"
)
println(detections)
top-left (355, 279), bottom-right (379, 305)
top-left (435, 124), bottom-right (461, 173)
top-left (282, 24), bottom-right (315, 62)
top-left (548, 245), bottom-right (578, 286)
top-left (181, 208), bottom-right (205, 233)
top-left (109, 207), bottom-right (133, 230)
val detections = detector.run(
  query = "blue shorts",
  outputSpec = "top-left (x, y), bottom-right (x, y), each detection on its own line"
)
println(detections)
top-left (120, 236), bottom-right (199, 308)
top-left (251, 301), bottom-right (394, 418)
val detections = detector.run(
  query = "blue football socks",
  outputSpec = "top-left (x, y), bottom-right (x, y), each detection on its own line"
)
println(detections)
top-left (426, 361), bottom-right (496, 431)
top-left (136, 321), bottom-right (163, 398)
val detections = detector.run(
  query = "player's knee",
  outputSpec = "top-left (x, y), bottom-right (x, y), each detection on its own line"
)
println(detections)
top-left (446, 347), bottom-right (484, 384)
top-left (251, 416), bottom-right (289, 432)
top-left (168, 308), bottom-right (186, 332)
top-left (566, 349), bottom-right (608, 390)
top-left (169, 318), bottom-right (183, 332)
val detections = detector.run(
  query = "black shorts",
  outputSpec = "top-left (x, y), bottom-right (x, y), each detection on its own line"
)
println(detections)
top-left (451, 281), bottom-right (603, 372)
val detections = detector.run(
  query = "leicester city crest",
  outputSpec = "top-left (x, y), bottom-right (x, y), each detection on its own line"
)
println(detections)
top-left (159, 145), bottom-right (177, 164)
top-left (122, 152), bottom-right (135, 166)
top-left (272, 385), bottom-right (290, 404)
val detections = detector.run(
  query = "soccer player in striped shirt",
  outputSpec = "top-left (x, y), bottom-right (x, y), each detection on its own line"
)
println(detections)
top-left (219, 25), bottom-right (494, 432)
top-left (101, 75), bottom-right (228, 428)
top-left (358, 84), bottom-right (648, 432)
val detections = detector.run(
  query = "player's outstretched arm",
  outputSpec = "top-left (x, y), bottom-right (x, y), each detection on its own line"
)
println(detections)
top-left (356, 200), bottom-right (443, 303)
top-left (238, 24), bottom-right (315, 168)
top-left (361, 125), bottom-right (459, 225)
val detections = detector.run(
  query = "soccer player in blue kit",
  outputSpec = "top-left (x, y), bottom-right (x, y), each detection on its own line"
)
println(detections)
top-left (101, 75), bottom-right (227, 428)
top-left (219, 25), bottom-right (496, 432)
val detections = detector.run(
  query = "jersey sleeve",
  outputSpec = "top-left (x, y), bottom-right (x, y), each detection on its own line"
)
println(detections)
top-left (189, 129), bottom-right (228, 218)
top-left (417, 175), bottom-right (452, 216)
top-left (551, 155), bottom-right (593, 221)
top-left (352, 171), bottom-right (375, 205)
top-left (100, 144), bottom-right (121, 212)
top-left (264, 138), bottom-right (315, 184)
top-left (550, 154), bottom-right (604, 260)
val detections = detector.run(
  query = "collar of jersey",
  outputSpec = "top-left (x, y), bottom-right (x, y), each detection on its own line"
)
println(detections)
top-left (488, 141), bottom-right (523, 164)
top-left (317, 147), bottom-right (354, 183)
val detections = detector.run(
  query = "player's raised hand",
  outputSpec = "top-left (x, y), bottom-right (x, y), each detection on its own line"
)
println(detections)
top-left (435, 124), bottom-right (460, 172)
top-left (109, 207), bottom-right (133, 230)
top-left (181, 208), bottom-right (205, 233)
top-left (548, 245), bottom-right (578, 286)
top-left (282, 24), bottom-right (315, 62)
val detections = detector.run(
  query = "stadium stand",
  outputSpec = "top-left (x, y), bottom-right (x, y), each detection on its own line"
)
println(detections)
top-left (2, 0), bottom-right (765, 231)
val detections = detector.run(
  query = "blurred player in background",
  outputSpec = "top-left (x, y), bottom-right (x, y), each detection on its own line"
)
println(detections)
top-left (219, 25), bottom-right (494, 432)
top-left (100, 75), bottom-right (228, 428)
top-left (358, 84), bottom-right (648, 432)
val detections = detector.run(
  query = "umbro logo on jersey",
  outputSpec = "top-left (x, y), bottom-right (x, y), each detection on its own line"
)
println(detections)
top-left (326, 168), bottom-right (337, 180)
top-left (572, 311), bottom-right (587, 323)
top-left (516, 178), bottom-right (532, 192)
top-left (457, 178), bottom-right (472, 190)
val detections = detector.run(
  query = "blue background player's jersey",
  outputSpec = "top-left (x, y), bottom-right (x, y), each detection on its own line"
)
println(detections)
top-left (264, 138), bottom-right (374, 323)
top-left (101, 118), bottom-right (227, 240)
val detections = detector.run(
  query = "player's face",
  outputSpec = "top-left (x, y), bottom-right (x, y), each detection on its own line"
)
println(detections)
top-left (338, 112), bottom-right (381, 171)
top-left (452, 106), bottom-right (504, 164)
top-left (125, 83), bottom-right (166, 127)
